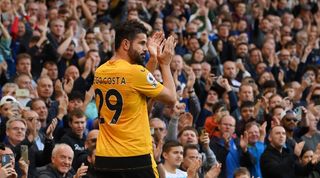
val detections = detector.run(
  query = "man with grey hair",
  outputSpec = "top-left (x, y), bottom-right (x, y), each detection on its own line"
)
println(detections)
top-left (37, 143), bottom-right (88, 178)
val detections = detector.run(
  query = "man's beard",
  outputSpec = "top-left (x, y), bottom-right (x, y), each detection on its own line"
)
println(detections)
top-left (128, 46), bottom-right (145, 65)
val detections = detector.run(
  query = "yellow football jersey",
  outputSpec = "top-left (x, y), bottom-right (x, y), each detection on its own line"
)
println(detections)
top-left (93, 59), bottom-right (163, 158)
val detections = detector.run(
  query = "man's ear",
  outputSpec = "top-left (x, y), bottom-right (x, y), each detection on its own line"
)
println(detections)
top-left (122, 39), bottom-right (130, 51)
top-left (268, 133), bottom-right (272, 142)
top-left (162, 152), bottom-right (168, 160)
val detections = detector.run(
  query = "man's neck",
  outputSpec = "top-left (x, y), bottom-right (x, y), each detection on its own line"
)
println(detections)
top-left (112, 52), bottom-right (131, 64)
top-left (203, 103), bottom-right (213, 112)
top-left (271, 143), bottom-right (283, 153)
top-left (8, 139), bottom-right (19, 147)
top-left (286, 130), bottom-right (294, 139)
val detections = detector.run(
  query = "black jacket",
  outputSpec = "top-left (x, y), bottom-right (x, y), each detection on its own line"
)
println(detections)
top-left (37, 164), bottom-right (74, 178)
top-left (260, 144), bottom-right (314, 178)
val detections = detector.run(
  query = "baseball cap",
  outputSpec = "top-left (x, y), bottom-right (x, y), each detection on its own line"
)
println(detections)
top-left (0, 96), bottom-right (19, 107)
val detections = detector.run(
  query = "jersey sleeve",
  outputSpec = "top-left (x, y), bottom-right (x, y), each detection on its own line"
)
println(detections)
top-left (131, 66), bottom-right (164, 98)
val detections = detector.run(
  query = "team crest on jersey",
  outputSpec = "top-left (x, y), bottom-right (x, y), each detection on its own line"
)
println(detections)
top-left (147, 72), bottom-right (158, 88)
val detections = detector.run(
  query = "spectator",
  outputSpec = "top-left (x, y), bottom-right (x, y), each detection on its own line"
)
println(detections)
top-left (37, 143), bottom-right (87, 178)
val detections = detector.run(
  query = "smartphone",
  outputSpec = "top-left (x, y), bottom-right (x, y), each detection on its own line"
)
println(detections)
top-left (294, 106), bottom-right (302, 121)
top-left (21, 145), bottom-right (28, 162)
top-left (16, 89), bottom-right (30, 97)
top-left (1, 154), bottom-right (11, 166)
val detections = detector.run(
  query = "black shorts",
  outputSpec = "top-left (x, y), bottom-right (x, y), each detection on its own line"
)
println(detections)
top-left (95, 167), bottom-right (158, 178)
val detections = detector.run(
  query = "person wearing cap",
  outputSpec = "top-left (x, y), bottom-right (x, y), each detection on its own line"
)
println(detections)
top-left (0, 96), bottom-right (22, 142)
top-left (280, 109), bottom-right (309, 152)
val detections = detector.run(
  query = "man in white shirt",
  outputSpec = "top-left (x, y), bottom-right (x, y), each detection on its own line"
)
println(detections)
top-left (162, 140), bottom-right (187, 178)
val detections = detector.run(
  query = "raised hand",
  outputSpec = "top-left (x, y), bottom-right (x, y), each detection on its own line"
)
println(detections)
top-left (74, 163), bottom-right (88, 178)
top-left (46, 118), bottom-right (58, 139)
top-left (187, 158), bottom-right (202, 178)
top-left (18, 158), bottom-right (29, 176)
top-left (185, 65), bottom-right (196, 90)
top-left (205, 163), bottom-right (222, 178)
top-left (0, 164), bottom-right (17, 178)
top-left (57, 97), bottom-right (68, 120)
top-left (259, 121), bottom-right (267, 142)
top-left (63, 77), bottom-right (74, 94)
top-left (240, 131), bottom-right (249, 152)
top-left (219, 78), bottom-right (232, 92)
top-left (172, 102), bottom-right (186, 118)
top-left (153, 138), bottom-right (164, 163)
top-left (199, 132), bottom-right (210, 150)
top-left (294, 141), bottom-right (305, 157)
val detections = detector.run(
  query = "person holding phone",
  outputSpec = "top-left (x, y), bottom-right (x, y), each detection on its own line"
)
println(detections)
top-left (0, 145), bottom-right (18, 178)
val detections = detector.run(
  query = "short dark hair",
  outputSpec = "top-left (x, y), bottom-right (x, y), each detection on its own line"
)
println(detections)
top-left (240, 101), bottom-right (255, 110)
top-left (69, 108), bottom-right (86, 123)
top-left (114, 20), bottom-right (148, 50)
top-left (162, 140), bottom-right (182, 154)
top-left (212, 101), bottom-right (226, 114)
top-left (183, 144), bottom-right (199, 157)
top-left (68, 91), bottom-right (85, 102)
top-left (43, 60), bottom-right (57, 68)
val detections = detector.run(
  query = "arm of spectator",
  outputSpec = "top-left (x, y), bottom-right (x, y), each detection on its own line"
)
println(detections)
top-left (188, 93), bottom-right (201, 125)
top-left (153, 136), bottom-right (164, 164)
top-left (19, 158), bottom-right (29, 178)
top-left (73, 163), bottom-right (88, 178)
top-left (200, 132), bottom-right (218, 167)
top-left (294, 45), bottom-right (312, 82)
top-left (63, 77), bottom-right (74, 94)
top-left (57, 28), bottom-right (74, 57)
top-left (76, 33), bottom-right (90, 66)
top-left (166, 102), bottom-right (185, 141)
top-left (136, 0), bottom-right (151, 21)
top-left (220, 78), bottom-right (239, 114)
top-left (293, 77), bottom-right (310, 102)
top-left (184, 64), bottom-right (201, 122)
top-left (69, 0), bottom-right (80, 21)
top-left (27, 115), bottom-right (38, 143)
top-left (0, 21), bottom-right (11, 40)
top-left (79, 0), bottom-right (94, 27)
top-left (82, 86), bottom-right (94, 111)
top-left (82, 57), bottom-right (93, 80)
top-left (56, 96), bottom-right (68, 121)
top-left (36, 23), bottom-right (48, 48)
top-left (204, 163), bottom-right (221, 178)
